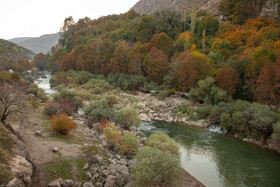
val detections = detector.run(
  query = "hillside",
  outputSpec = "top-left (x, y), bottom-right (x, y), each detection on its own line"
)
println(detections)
top-left (0, 39), bottom-right (35, 66)
top-left (132, 0), bottom-right (222, 15)
top-left (9, 33), bottom-right (60, 54)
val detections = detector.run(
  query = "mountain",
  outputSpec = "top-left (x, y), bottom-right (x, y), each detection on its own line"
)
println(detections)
top-left (132, 0), bottom-right (222, 15)
top-left (9, 33), bottom-right (60, 54)
top-left (0, 39), bottom-right (35, 69)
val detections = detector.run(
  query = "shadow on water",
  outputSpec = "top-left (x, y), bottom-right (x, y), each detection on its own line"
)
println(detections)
top-left (139, 121), bottom-right (280, 187)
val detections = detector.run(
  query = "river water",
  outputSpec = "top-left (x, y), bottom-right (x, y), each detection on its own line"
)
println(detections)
top-left (139, 121), bottom-right (280, 187)
top-left (35, 73), bottom-right (280, 187)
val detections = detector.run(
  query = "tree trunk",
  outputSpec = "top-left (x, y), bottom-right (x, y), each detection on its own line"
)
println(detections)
top-left (1, 121), bottom-right (23, 141)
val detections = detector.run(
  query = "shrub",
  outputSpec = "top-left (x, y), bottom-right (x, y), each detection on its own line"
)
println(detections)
top-left (157, 90), bottom-right (169, 100)
top-left (196, 105), bottom-right (212, 119)
top-left (54, 89), bottom-right (81, 110)
top-left (119, 131), bottom-right (139, 157)
top-left (103, 125), bottom-right (122, 148)
top-left (51, 113), bottom-right (77, 135)
top-left (43, 102), bottom-right (60, 116)
top-left (209, 102), bottom-right (232, 125)
top-left (145, 133), bottom-right (180, 156)
top-left (132, 147), bottom-right (182, 187)
top-left (58, 98), bottom-right (75, 115)
top-left (74, 71), bottom-right (93, 85)
top-left (272, 122), bottom-right (280, 140)
top-left (83, 98), bottom-right (114, 122)
top-left (115, 108), bottom-right (141, 129)
top-left (92, 86), bottom-right (103, 94)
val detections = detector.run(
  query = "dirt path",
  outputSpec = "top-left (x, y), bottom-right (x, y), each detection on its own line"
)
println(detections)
top-left (12, 107), bottom-right (94, 186)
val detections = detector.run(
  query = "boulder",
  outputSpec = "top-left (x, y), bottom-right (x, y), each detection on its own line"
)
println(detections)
top-left (36, 130), bottom-right (42, 136)
top-left (53, 147), bottom-right (59, 153)
top-left (121, 171), bottom-right (130, 184)
top-left (115, 173), bottom-right (125, 186)
top-left (95, 182), bottom-right (103, 187)
top-left (104, 175), bottom-right (116, 187)
top-left (83, 163), bottom-right (89, 170)
top-left (9, 155), bottom-right (33, 178)
top-left (91, 154), bottom-right (105, 165)
top-left (7, 178), bottom-right (25, 187)
top-left (128, 159), bottom-right (137, 168)
top-left (48, 178), bottom-right (63, 187)
top-left (82, 182), bottom-right (94, 187)
top-left (116, 164), bottom-right (129, 174)
top-left (62, 179), bottom-right (74, 187)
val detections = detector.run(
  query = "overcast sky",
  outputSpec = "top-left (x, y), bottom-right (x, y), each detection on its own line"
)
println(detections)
top-left (0, 0), bottom-right (139, 40)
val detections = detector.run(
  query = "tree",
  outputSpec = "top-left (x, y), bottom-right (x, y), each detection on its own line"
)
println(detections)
top-left (177, 51), bottom-right (212, 92)
top-left (216, 67), bottom-right (240, 96)
top-left (191, 6), bottom-right (196, 35)
top-left (128, 42), bottom-right (150, 75)
top-left (110, 41), bottom-right (130, 74)
top-left (136, 15), bottom-right (155, 43)
top-left (149, 32), bottom-right (173, 56)
top-left (143, 47), bottom-right (169, 84)
top-left (0, 82), bottom-right (27, 124)
top-left (254, 61), bottom-right (280, 106)
top-left (33, 52), bottom-right (48, 70)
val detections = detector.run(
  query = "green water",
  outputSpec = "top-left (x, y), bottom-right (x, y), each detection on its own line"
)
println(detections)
top-left (139, 121), bottom-right (280, 187)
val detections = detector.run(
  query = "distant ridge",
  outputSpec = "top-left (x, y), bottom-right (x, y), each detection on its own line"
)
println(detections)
top-left (9, 33), bottom-right (60, 54)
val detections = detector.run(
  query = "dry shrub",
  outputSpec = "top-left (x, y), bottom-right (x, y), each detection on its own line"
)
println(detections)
top-left (43, 102), bottom-right (60, 116)
top-left (51, 113), bottom-right (77, 135)
top-left (103, 124), bottom-right (122, 148)
top-left (119, 131), bottom-right (139, 157)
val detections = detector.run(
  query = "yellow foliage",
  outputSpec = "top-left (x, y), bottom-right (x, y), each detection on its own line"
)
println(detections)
top-left (51, 113), bottom-right (77, 135)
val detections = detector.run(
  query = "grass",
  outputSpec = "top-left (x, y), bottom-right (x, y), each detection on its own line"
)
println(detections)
top-left (81, 145), bottom-right (110, 165)
top-left (0, 125), bottom-right (14, 185)
top-left (44, 157), bottom-right (87, 183)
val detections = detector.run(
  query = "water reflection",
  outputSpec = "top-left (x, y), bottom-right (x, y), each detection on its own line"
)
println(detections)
top-left (139, 121), bottom-right (280, 187)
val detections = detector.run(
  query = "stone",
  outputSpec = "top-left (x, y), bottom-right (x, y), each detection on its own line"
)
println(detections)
top-left (102, 169), bottom-right (109, 177)
top-left (115, 173), bottom-right (125, 186)
top-left (83, 163), bottom-right (89, 170)
top-left (9, 155), bottom-right (33, 178)
top-left (24, 177), bottom-right (32, 187)
top-left (109, 169), bottom-right (117, 176)
top-left (36, 130), bottom-right (42, 136)
top-left (120, 159), bottom-right (127, 166)
top-left (95, 182), bottom-right (103, 187)
top-left (48, 178), bottom-right (63, 187)
top-left (104, 175), bottom-right (116, 187)
top-left (116, 164), bottom-right (129, 174)
top-left (53, 147), bottom-right (59, 153)
top-left (121, 171), bottom-right (130, 184)
top-left (86, 172), bottom-right (92, 179)
top-left (91, 154), bottom-right (105, 165)
top-left (82, 182), bottom-right (94, 187)
top-left (63, 179), bottom-right (74, 187)
top-left (115, 154), bottom-right (121, 160)
top-left (7, 178), bottom-right (25, 187)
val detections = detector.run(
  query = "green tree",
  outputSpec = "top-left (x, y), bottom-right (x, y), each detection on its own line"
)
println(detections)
top-left (136, 15), bottom-right (155, 43)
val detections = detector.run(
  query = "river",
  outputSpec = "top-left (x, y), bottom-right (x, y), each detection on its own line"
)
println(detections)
top-left (35, 72), bottom-right (280, 187)
top-left (139, 121), bottom-right (280, 187)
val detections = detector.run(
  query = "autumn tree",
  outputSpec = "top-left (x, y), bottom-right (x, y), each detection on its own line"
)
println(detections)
top-left (143, 47), bottom-right (169, 84)
top-left (216, 67), bottom-right (240, 96)
top-left (177, 51), bottom-right (212, 92)
top-left (111, 41), bottom-right (130, 74)
top-left (78, 42), bottom-right (97, 73)
top-left (136, 15), bottom-right (155, 43)
top-left (254, 61), bottom-right (280, 106)
top-left (149, 32), bottom-right (173, 56)
top-left (33, 52), bottom-right (48, 70)
top-left (128, 42), bottom-right (150, 75)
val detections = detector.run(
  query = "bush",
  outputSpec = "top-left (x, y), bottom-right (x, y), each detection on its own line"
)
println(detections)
top-left (196, 105), bottom-right (212, 119)
top-left (157, 90), bottom-right (169, 100)
top-left (83, 98), bottom-right (114, 122)
top-left (131, 147), bottom-right (182, 187)
top-left (145, 133), bottom-right (180, 156)
top-left (54, 89), bottom-right (81, 111)
top-left (272, 122), bottom-right (280, 140)
top-left (107, 73), bottom-right (146, 90)
top-left (51, 113), bottom-right (77, 135)
top-left (103, 125), bottom-right (122, 148)
top-left (74, 71), bottom-right (93, 85)
top-left (119, 131), bottom-right (139, 157)
top-left (115, 108), bottom-right (141, 129)
top-left (209, 102), bottom-right (232, 125)
top-left (92, 86), bottom-right (103, 94)
top-left (43, 102), bottom-right (60, 116)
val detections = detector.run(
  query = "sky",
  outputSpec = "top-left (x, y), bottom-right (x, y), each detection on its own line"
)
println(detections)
top-left (0, 0), bottom-right (139, 40)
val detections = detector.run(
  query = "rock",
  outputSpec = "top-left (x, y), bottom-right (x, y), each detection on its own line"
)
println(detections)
top-left (109, 159), bottom-right (116, 165)
top-left (120, 159), bottom-right (127, 166)
top-left (115, 154), bottom-right (121, 160)
top-left (95, 182), bottom-right (103, 187)
top-left (86, 172), bottom-right (92, 179)
top-left (36, 130), bottom-right (42, 136)
top-left (7, 178), bottom-right (25, 187)
top-left (124, 182), bottom-right (133, 187)
top-left (63, 179), bottom-right (74, 187)
top-left (53, 147), bottom-right (59, 153)
top-left (91, 154), bottom-right (105, 165)
top-left (48, 178), bottom-right (63, 187)
top-left (24, 177), bottom-right (32, 187)
top-left (104, 175), bottom-right (116, 187)
top-left (109, 169), bottom-right (117, 176)
top-left (102, 169), bottom-right (109, 177)
top-left (83, 163), bottom-right (89, 170)
top-left (9, 155), bottom-right (33, 178)
top-left (82, 182), bottom-right (94, 187)
top-left (121, 171), bottom-right (130, 184)
top-left (115, 173), bottom-right (125, 186)
top-left (116, 164), bottom-right (129, 174)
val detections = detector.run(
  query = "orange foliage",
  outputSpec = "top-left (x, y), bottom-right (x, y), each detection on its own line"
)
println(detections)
top-left (110, 41), bottom-right (130, 74)
top-left (51, 113), bottom-right (77, 135)
top-left (149, 32), bottom-right (173, 56)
